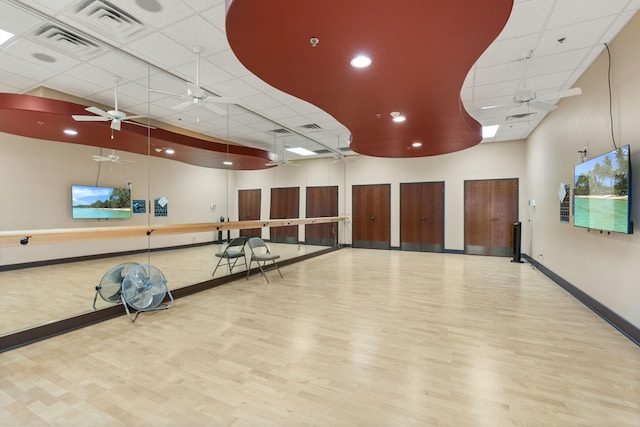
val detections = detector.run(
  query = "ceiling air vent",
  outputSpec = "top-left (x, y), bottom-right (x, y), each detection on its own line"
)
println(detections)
top-left (299, 123), bottom-right (322, 131)
top-left (75, 0), bottom-right (144, 41)
top-left (268, 128), bottom-right (292, 134)
top-left (506, 112), bottom-right (536, 121)
top-left (33, 25), bottom-right (102, 59)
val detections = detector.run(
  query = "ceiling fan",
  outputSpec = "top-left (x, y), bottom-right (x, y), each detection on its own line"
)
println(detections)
top-left (480, 51), bottom-right (582, 114)
top-left (265, 141), bottom-right (300, 167)
top-left (72, 77), bottom-right (147, 131)
top-left (148, 46), bottom-right (239, 115)
top-left (92, 149), bottom-right (134, 164)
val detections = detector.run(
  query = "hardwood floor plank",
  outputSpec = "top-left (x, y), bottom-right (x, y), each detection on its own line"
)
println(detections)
top-left (1, 249), bottom-right (638, 426)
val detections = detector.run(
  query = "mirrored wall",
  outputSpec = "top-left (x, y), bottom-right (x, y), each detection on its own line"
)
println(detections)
top-left (0, 1), bottom-right (346, 340)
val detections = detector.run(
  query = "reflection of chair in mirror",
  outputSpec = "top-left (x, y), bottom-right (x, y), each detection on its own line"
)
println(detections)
top-left (212, 237), bottom-right (248, 276)
top-left (246, 237), bottom-right (283, 283)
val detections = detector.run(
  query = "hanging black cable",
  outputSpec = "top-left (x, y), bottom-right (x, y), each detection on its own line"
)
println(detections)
top-left (604, 43), bottom-right (618, 150)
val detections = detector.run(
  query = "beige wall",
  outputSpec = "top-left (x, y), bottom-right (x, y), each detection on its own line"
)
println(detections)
top-left (526, 12), bottom-right (640, 327)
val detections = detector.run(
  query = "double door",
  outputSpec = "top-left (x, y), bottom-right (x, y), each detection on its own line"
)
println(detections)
top-left (464, 178), bottom-right (518, 256)
top-left (400, 182), bottom-right (444, 252)
top-left (352, 184), bottom-right (390, 249)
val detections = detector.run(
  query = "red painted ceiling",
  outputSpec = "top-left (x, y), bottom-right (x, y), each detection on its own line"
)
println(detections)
top-left (0, 93), bottom-right (274, 170)
top-left (226, 0), bottom-right (513, 157)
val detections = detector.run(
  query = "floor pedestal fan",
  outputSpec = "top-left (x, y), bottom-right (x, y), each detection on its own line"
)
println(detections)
top-left (93, 262), bottom-right (139, 310)
top-left (120, 264), bottom-right (174, 322)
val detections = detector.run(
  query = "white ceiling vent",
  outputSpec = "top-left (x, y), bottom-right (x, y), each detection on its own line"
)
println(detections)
top-left (33, 25), bottom-right (102, 59)
top-left (75, 0), bottom-right (144, 42)
top-left (506, 112), bottom-right (536, 121)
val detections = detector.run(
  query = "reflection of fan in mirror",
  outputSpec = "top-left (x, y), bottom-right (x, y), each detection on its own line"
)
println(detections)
top-left (92, 262), bottom-right (139, 310)
top-left (148, 46), bottom-right (239, 115)
top-left (72, 76), bottom-right (147, 130)
top-left (92, 149), bottom-right (135, 164)
top-left (120, 264), bottom-right (174, 322)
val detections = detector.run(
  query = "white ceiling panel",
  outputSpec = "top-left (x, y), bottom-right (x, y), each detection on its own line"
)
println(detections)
top-left (3, 38), bottom-right (81, 72)
top-left (545, 0), bottom-right (632, 29)
top-left (535, 16), bottom-right (618, 57)
top-left (162, 15), bottom-right (227, 55)
top-left (125, 32), bottom-right (196, 69)
top-left (497, 0), bottom-right (556, 40)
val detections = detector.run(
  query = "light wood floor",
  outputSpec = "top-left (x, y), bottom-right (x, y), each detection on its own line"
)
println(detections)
top-left (1, 249), bottom-right (638, 426)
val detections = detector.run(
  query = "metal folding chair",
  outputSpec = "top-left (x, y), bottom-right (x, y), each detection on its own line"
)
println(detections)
top-left (246, 237), bottom-right (282, 283)
top-left (212, 236), bottom-right (248, 276)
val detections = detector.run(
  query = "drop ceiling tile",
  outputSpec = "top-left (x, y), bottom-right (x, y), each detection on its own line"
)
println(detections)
top-left (0, 4), bottom-right (45, 36)
top-left (0, 68), bottom-right (40, 93)
top-left (528, 48), bottom-right (592, 76)
top-left (475, 33), bottom-right (540, 67)
top-left (0, 52), bottom-right (58, 81)
top-left (17, 0), bottom-right (78, 16)
top-left (535, 16), bottom-right (617, 57)
top-left (199, 3), bottom-right (227, 32)
top-left (600, 10), bottom-right (640, 44)
top-left (214, 78), bottom-right (262, 98)
top-left (260, 105), bottom-right (299, 121)
top-left (172, 57), bottom-right (233, 88)
top-left (546, 0), bottom-right (632, 29)
top-left (3, 38), bottom-right (82, 72)
top-left (125, 32), bottom-right (196, 69)
top-left (209, 50), bottom-right (251, 77)
top-left (474, 61), bottom-right (524, 87)
top-left (88, 51), bottom-right (151, 81)
top-left (163, 15), bottom-right (227, 55)
top-left (497, 0), bottom-right (555, 40)
top-left (42, 74), bottom-right (105, 98)
top-left (472, 80), bottom-right (522, 102)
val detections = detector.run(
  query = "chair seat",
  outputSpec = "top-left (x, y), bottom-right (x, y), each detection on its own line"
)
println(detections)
top-left (216, 249), bottom-right (245, 258)
top-left (252, 253), bottom-right (280, 262)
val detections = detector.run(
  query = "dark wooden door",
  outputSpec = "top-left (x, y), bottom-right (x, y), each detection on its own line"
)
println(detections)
top-left (270, 187), bottom-right (299, 244)
top-left (305, 186), bottom-right (338, 246)
top-left (400, 182), bottom-right (444, 252)
top-left (464, 179), bottom-right (518, 256)
top-left (238, 189), bottom-right (261, 237)
top-left (352, 184), bottom-right (390, 249)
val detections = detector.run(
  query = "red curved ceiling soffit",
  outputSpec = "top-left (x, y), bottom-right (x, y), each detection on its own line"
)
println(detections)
top-left (0, 93), bottom-right (275, 170)
top-left (226, 0), bottom-right (513, 157)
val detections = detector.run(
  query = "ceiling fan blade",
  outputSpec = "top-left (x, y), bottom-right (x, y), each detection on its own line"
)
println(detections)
top-left (171, 99), bottom-right (194, 111)
top-left (147, 88), bottom-right (187, 98)
top-left (203, 102), bottom-right (228, 115)
top-left (72, 115), bottom-right (110, 122)
top-left (85, 106), bottom-right (112, 118)
top-left (537, 87), bottom-right (583, 102)
top-left (111, 119), bottom-right (121, 131)
top-left (530, 101), bottom-right (556, 112)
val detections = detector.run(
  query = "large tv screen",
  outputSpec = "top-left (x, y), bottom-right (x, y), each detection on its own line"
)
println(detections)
top-left (72, 185), bottom-right (131, 219)
top-left (574, 145), bottom-right (632, 234)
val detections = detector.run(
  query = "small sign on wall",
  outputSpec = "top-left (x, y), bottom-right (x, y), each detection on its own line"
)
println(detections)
top-left (559, 183), bottom-right (570, 223)
top-left (154, 197), bottom-right (168, 217)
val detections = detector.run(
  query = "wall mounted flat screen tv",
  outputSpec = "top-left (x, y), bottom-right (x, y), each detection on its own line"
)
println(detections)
top-left (574, 144), bottom-right (632, 234)
top-left (72, 185), bottom-right (131, 219)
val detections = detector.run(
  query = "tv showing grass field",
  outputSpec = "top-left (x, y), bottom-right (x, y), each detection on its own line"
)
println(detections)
top-left (72, 185), bottom-right (131, 219)
top-left (574, 145), bottom-right (631, 234)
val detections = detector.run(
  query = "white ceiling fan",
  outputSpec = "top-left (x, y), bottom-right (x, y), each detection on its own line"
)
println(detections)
top-left (92, 149), bottom-right (134, 164)
top-left (72, 76), bottom-right (147, 131)
top-left (481, 51), bottom-right (582, 114)
top-left (149, 46), bottom-right (239, 115)
top-left (265, 139), bottom-right (300, 167)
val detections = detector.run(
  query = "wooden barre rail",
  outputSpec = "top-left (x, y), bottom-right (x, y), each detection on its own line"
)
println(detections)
top-left (0, 217), bottom-right (347, 247)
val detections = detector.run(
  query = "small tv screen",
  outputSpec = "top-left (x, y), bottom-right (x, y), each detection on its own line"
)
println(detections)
top-left (574, 144), bottom-right (632, 234)
top-left (72, 185), bottom-right (131, 219)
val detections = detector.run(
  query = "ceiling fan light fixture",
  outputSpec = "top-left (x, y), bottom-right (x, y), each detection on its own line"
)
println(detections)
top-left (350, 54), bottom-right (372, 68)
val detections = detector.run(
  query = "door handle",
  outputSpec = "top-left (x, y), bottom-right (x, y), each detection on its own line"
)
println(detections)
top-left (421, 216), bottom-right (427, 221)
top-left (371, 216), bottom-right (376, 221)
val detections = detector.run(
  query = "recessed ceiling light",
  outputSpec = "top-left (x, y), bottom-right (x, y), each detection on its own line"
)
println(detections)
top-left (223, 161), bottom-right (233, 166)
top-left (286, 147), bottom-right (316, 156)
top-left (412, 142), bottom-right (422, 147)
top-left (482, 125), bottom-right (500, 138)
top-left (63, 129), bottom-right (78, 135)
top-left (165, 148), bottom-right (175, 154)
top-left (350, 55), bottom-right (372, 68)
top-left (0, 28), bottom-right (14, 46)
top-left (390, 112), bottom-right (406, 122)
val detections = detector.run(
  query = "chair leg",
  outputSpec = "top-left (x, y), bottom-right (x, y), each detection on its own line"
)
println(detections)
top-left (212, 256), bottom-right (225, 277)
top-left (246, 258), bottom-right (253, 280)
top-left (258, 261), bottom-right (269, 284)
